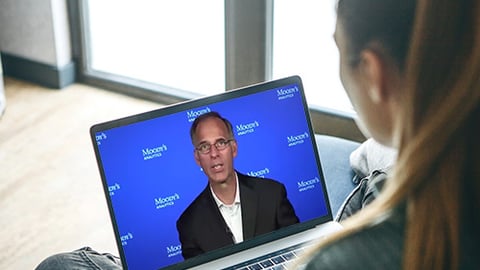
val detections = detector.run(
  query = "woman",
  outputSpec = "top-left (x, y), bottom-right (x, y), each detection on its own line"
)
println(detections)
top-left (301, 0), bottom-right (479, 269)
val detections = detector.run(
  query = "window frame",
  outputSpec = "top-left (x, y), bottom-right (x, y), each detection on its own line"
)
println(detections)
top-left (67, 0), bottom-right (364, 142)
top-left (68, 0), bottom-right (273, 103)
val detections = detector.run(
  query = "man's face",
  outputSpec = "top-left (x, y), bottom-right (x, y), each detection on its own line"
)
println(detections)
top-left (193, 117), bottom-right (238, 186)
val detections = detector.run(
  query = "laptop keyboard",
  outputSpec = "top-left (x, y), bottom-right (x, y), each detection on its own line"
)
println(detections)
top-left (223, 241), bottom-right (314, 270)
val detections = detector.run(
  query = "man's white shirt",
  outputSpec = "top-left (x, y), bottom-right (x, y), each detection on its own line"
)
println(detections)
top-left (210, 173), bottom-right (243, 243)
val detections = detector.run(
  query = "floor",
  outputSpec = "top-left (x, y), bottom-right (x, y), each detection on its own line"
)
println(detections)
top-left (0, 77), bottom-right (160, 269)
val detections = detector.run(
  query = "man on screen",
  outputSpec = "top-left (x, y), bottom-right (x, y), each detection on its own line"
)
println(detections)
top-left (176, 111), bottom-right (299, 260)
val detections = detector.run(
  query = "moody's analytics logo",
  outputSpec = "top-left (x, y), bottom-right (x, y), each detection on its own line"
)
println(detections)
top-left (187, 107), bottom-right (211, 122)
top-left (298, 177), bottom-right (320, 192)
top-left (108, 183), bottom-right (121, 196)
top-left (166, 244), bottom-right (182, 258)
top-left (287, 131), bottom-right (309, 147)
top-left (121, 232), bottom-right (134, 246)
top-left (247, 167), bottom-right (270, 178)
top-left (277, 85), bottom-right (299, 100)
top-left (95, 132), bottom-right (107, 145)
top-left (236, 120), bottom-right (260, 136)
top-left (154, 193), bottom-right (180, 209)
top-left (142, 144), bottom-right (168, 160)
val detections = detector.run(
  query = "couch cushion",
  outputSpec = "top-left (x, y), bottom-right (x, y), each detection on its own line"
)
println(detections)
top-left (315, 134), bottom-right (361, 216)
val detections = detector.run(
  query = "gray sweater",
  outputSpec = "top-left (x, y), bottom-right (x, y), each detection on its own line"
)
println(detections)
top-left (303, 206), bottom-right (405, 270)
top-left (303, 171), bottom-right (478, 270)
top-left (303, 171), bottom-right (404, 270)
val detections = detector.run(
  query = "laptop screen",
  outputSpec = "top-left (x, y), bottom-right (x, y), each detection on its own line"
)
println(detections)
top-left (90, 76), bottom-right (332, 270)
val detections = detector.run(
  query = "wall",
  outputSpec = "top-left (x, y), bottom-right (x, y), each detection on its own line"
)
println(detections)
top-left (0, 0), bottom-right (74, 88)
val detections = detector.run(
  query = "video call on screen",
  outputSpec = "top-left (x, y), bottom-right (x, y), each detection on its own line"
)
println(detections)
top-left (93, 82), bottom-right (329, 270)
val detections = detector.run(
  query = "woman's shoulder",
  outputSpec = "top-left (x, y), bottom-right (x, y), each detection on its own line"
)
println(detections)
top-left (303, 208), bottom-right (405, 270)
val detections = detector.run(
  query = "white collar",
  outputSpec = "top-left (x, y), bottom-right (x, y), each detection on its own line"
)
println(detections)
top-left (210, 172), bottom-right (240, 207)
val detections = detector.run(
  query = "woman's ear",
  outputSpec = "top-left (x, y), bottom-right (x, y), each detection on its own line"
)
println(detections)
top-left (358, 49), bottom-right (388, 104)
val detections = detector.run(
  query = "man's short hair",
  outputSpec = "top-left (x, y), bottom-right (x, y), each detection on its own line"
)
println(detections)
top-left (190, 111), bottom-right (234, 144)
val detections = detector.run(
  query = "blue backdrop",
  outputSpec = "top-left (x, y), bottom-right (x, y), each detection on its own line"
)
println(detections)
top-left (94, 82), bottom-right (329, 270)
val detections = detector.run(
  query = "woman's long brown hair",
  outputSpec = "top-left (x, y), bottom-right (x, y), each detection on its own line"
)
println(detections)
top-left (399, 0), bottom-right (480, 268)
top-left (302, 0), bottom-right (480, 269)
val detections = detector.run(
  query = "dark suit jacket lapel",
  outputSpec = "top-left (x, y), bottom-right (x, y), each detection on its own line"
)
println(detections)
top-left (201, 185), bottom-right (224, 224)
top-left (239, 174), bottom-right (258, 239)
top-left (200, 185), bottom-right (234, 245)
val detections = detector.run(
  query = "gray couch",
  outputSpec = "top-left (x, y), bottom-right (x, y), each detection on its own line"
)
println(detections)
top-left (315, 134), bottom-right (360, 217)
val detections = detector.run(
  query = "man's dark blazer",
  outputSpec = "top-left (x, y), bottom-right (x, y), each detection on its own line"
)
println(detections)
top-left (176, 172), bottom-right (299, 260)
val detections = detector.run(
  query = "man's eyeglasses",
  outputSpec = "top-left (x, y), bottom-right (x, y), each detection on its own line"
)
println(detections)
top-left (195, 139), bottom-right (234, 154)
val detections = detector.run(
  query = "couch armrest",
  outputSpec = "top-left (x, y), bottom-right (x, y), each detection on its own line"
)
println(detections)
top-left (315, 134), bottom-right (360, 216)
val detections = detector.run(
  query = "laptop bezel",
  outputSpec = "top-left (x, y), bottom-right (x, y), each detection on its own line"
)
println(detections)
top-left (89, 75), bottom-right (333, 270)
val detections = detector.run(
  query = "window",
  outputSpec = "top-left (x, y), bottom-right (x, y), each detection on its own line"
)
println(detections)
top-left (84, 1), bottom-right (224, 97)
top-left (273, 1), bottom-right (353, 112)
top-left (73, 0), bottom-right (353, 113)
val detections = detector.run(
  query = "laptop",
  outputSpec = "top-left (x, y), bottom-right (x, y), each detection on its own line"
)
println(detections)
top-left (89, 75), bottom-right (342, 270)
